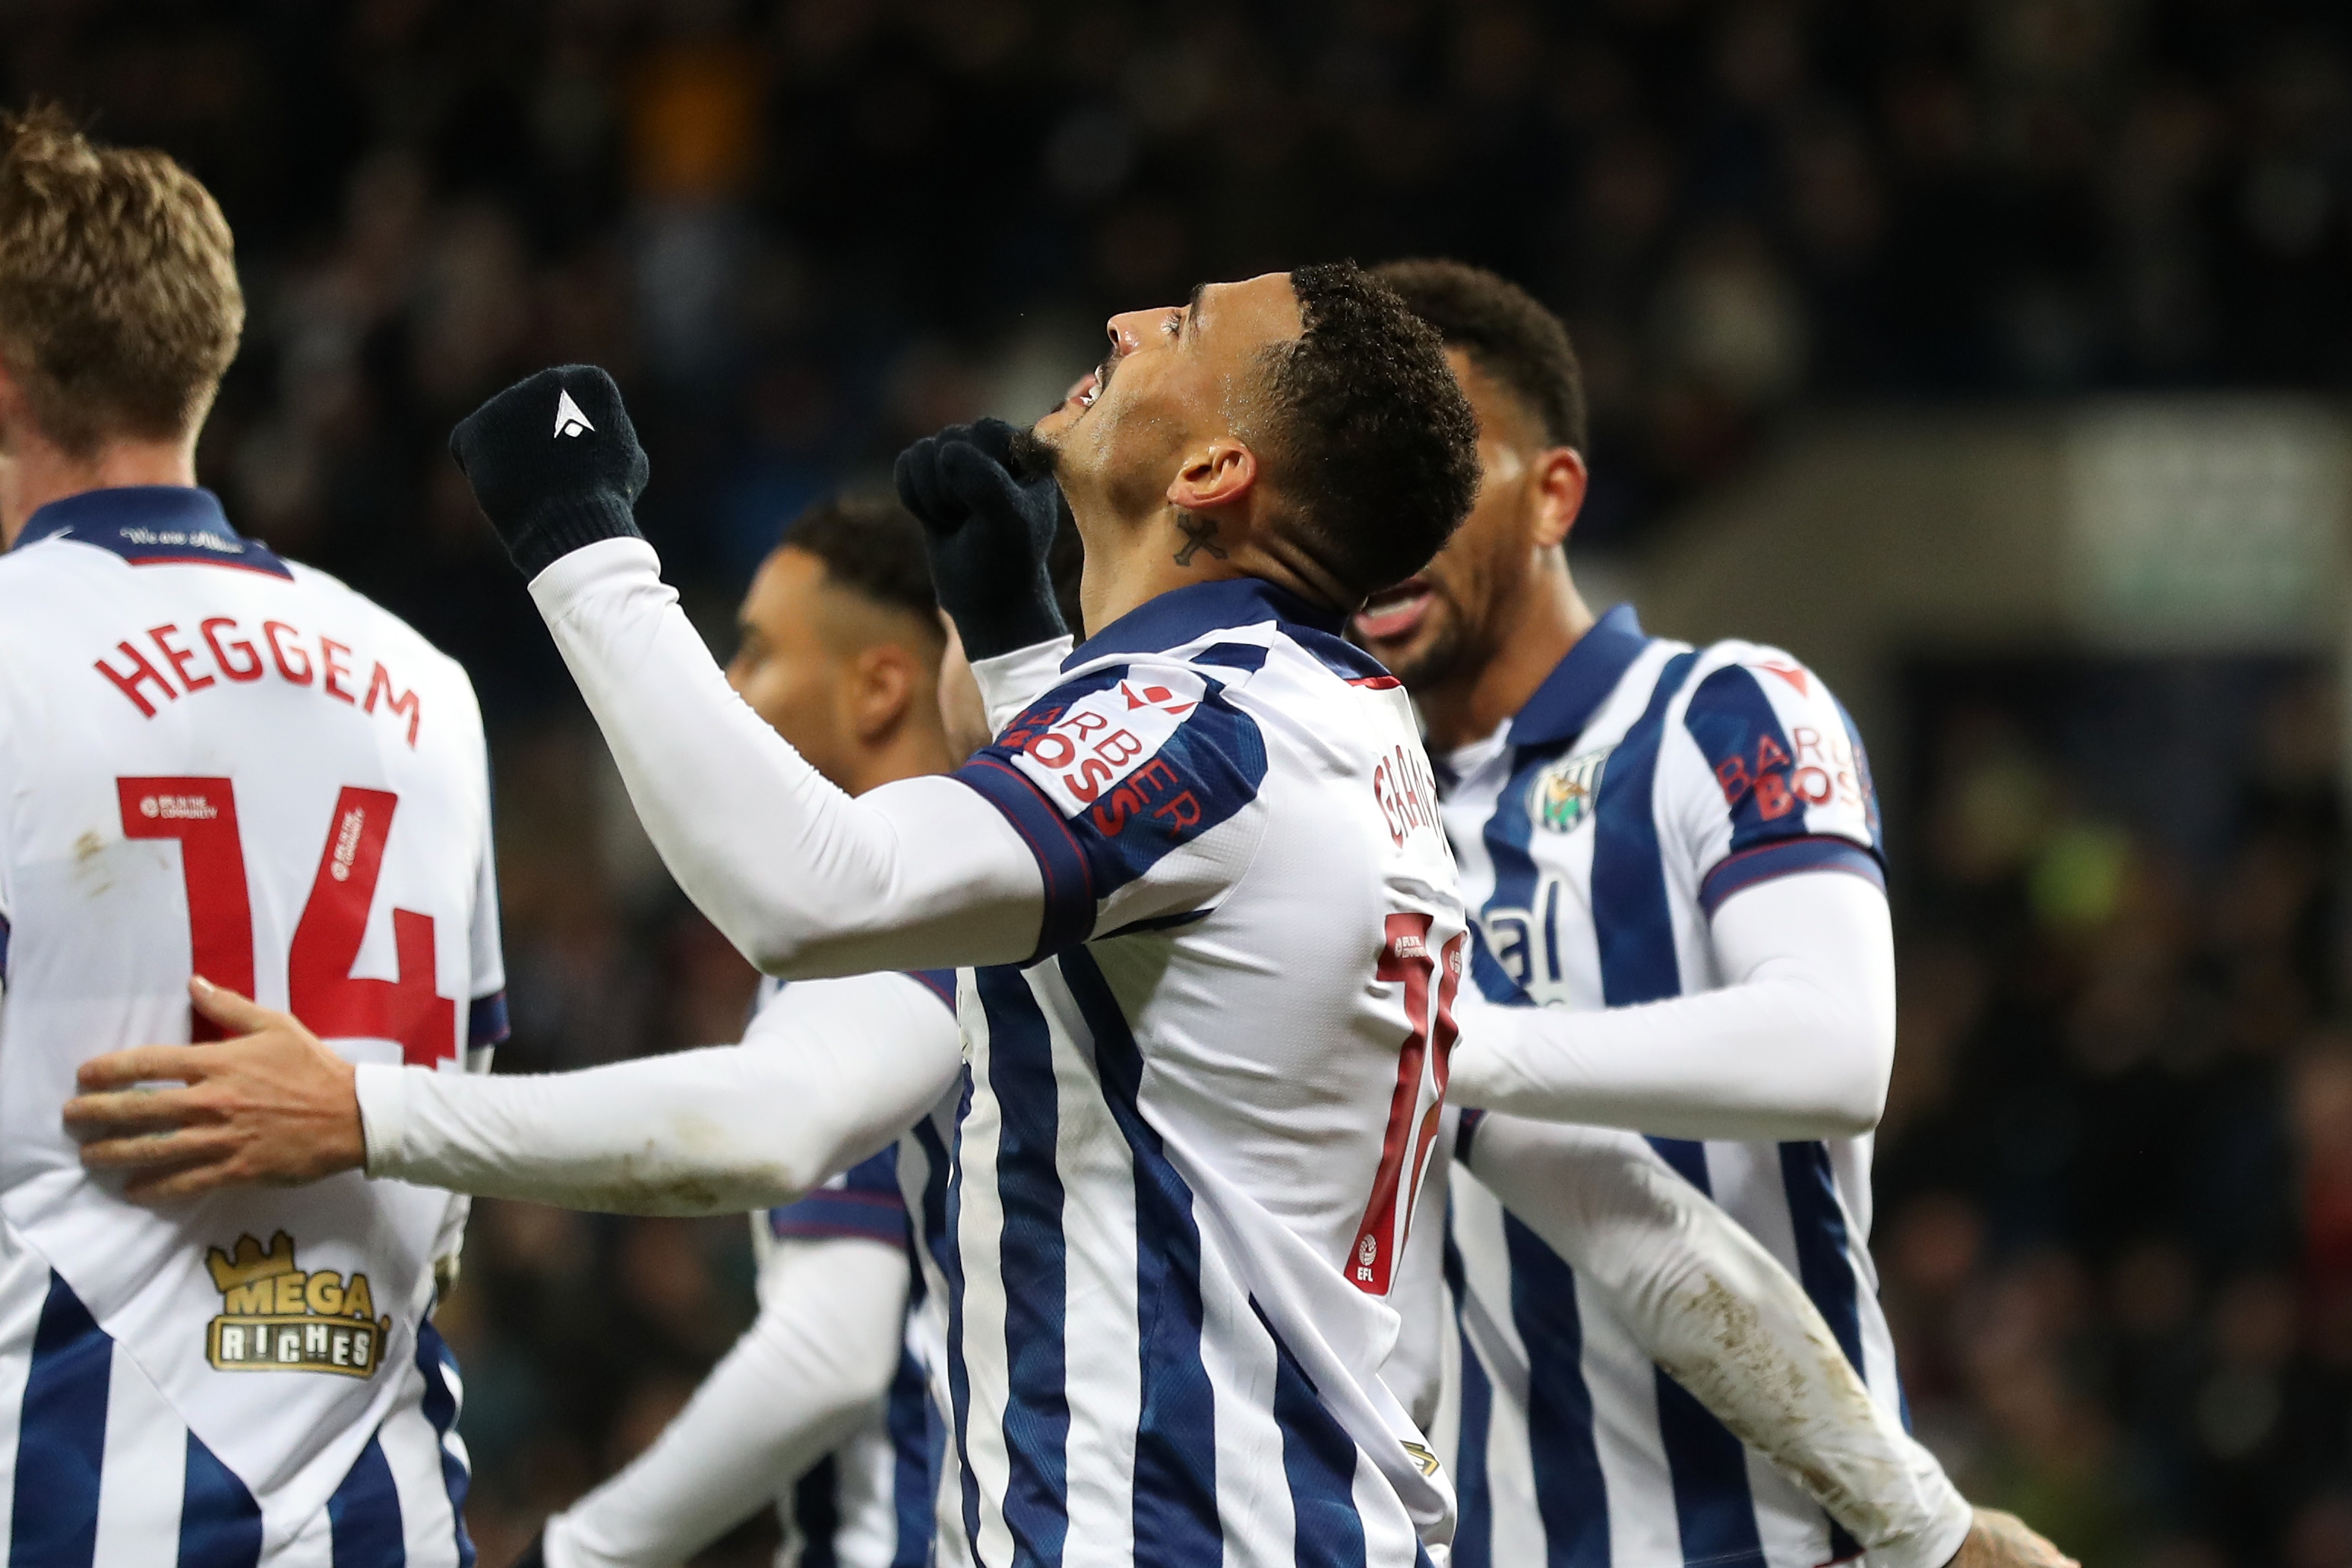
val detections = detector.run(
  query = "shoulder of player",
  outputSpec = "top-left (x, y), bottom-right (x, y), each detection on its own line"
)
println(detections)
top-left (284, 562), bottom-right (479, 692)
top-left (1672, 638), bottom-right (1845, 715)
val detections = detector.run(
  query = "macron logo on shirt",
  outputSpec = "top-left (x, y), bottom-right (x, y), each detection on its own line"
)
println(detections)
top-left (1006, 670), bottom-right (1204, 819)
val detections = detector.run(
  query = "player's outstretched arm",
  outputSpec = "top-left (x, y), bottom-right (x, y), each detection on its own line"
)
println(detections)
top-left (1458, 1113), bottom-right (2063, 1568)
top-left (541, 1234), bottom-right (910, 1568)
top-left (63, 973), bottom-right (960, 1209)
top-left (1447, 871), bottom-right (1895, 1140)
top-left (450, 367), bottom-right (1045, 978)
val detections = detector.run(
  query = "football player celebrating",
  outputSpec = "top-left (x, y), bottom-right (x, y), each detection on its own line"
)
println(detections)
top-left (95, 265), bottom-right (1492, 1564)
top-left (0, 107), bottom-right (497, 1564)
top-left (1354, 259), bottom-right (2069, 1568)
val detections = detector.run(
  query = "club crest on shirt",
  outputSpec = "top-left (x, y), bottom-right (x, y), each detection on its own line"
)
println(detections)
top-left (204, 1231), bottom-right (391, 1378)
top-left (1531, 748), bottom-right (1610, 833)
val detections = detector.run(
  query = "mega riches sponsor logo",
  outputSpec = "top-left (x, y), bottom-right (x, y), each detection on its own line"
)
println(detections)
top-left (205, 1231), bottom-right (392, 1378)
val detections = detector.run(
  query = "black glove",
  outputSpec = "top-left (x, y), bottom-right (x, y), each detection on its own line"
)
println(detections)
top-left (504, 1529), bottom-right (546, 1568)
top-left (449, 365), bottom-right (649, 579)
top-left (893, 418), bottom-right (1070, 662)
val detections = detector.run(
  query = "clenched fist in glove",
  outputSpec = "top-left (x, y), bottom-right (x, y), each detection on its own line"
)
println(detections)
top-left (893, 418), bottom-right (1070, 661)
top-left (450, 365), bottom-right (648, 579)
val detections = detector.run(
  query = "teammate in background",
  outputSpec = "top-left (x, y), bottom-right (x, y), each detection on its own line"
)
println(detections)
top-left (0, 107), bottom-right (495, 1564)
top-left (1355, 259), bottom-right (2071, 1568)
top-left (533, 497), bottom-right (952, 1568)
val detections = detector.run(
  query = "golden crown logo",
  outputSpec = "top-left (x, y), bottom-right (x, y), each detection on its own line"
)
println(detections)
top-left (205, 1231), bottom-right (296, 1293)
top-left (204, 1231), bottom-right (392, 1380)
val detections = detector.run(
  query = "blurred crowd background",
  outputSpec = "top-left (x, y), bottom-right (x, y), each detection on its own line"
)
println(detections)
top-left (12, 1), bottom-right (2352, 1563)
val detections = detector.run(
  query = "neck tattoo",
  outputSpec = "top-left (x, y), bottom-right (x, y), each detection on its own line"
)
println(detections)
top-left (1174, 514), bottom-right (1228, 567)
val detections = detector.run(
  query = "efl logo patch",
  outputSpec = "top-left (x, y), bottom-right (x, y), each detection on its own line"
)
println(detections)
top-left (204, 1231), bottom-right (391, 1378)
top-left (1532, 747), bottom-right (1611, 833)
top-left (1007, 671), bottom-right (1204, 819)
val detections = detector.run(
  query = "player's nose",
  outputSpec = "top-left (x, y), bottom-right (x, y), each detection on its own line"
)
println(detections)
top-left (1103, 309), bottom-right (1158, 359)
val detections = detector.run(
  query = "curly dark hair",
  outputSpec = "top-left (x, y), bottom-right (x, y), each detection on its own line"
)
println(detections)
top-left (1256, 261), bottom-right (1481, 604)
top-left (779, 492), bottom-right (941, 634)
top-left (1371, 258), bottom-right (1587, 454)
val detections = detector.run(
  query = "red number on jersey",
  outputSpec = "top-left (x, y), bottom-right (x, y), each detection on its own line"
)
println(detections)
top-left (119, 778), bottom-right (456, 1065)
top-left (1347, 912), bottom-right (1466, 1296)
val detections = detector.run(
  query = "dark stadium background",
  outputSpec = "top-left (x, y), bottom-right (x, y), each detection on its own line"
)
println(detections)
top-left (14, 2), bottom-right (2352, 1563)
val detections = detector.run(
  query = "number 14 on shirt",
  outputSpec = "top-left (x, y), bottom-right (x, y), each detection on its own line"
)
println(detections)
top-left (118, 776), bottom-right (455, 1065)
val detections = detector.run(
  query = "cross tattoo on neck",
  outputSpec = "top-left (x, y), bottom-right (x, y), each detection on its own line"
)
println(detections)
top-left (1174, 514), bottom-right (1228, 567)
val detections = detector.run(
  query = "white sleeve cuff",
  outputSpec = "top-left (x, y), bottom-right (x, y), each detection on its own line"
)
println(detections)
top-left (1864, 1459), bottom-right (1972, 1568)
top-left (353, 1063), bottom-right (411, 1179)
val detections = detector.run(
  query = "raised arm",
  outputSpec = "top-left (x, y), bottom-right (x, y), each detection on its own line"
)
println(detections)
top-left (453, 367), bottom-right (1047, 978)
top-left (1460, 1111), bottom-right (1969, 1568)
top-left (1448, 871), bottom-right (1894, 1140)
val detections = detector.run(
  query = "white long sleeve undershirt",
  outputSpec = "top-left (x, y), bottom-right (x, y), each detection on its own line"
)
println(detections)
top-left (529, 538), bottom-right (1042, 977)
top-left (542, 1234), bottom-right (912, 1568)
top-left (1446, 870), bottom-right (1896, 1142)
top-left (354, 970), bottom-right (963, 1214)
top-left (1462, 1114), bottom-right (1970, 1568)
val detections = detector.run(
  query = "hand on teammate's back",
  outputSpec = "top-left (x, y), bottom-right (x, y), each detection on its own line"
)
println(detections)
top-left (893, 417), bottom-right (1069, 660)
top-left (60, 975), bottom-right (367, 1200)
top-left (449, 364), bottom-right (649, 579)
top-left (1946, 1507), bottom-right (2077, 1568)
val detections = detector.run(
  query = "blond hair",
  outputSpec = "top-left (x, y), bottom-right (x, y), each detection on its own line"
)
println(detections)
top-left (0, 105), bottom-right (243, 455)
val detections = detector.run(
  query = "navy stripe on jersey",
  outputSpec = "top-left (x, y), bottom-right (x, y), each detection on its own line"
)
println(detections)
top-left (15, 1272), bottom-right (108, 1568)
top-left (1193, 642), bottom-right (1269, 673)
top-left (327, 1436), bottom-right (403, 1568)
top-left (0, 913), bottom-right (11, 978)
top-left (1697, 836), bottom-right (1883, 916)
top-left (1506, 605), bottom-right (1651, 748)
top-left (1442, 1235), bottom-right (1493, 1568)
top-left (792, 1456), bottom-right (842, 1568)
top-left (1778, 1143), bottom-right (1864, 1371)
top-left (180, 1433), bottom-right (263, 1568)
top-left (1061, 577), bottom-right (1344, 668)
top-left (466, 991), bottom-right (509, 1049)
top-left (1589, 651), bottom-right (1699, 1007)
top-left (956, 668), bottom-right (1267, 962)
top-left (1266, 1319), bottom-right (1366, 1568)
top-left (909, 969), bottom-right (959, 1010)
top-left (972, 969), bottom-right (1072, 1565)
top-left (957, 760), bottom-right (1098, 958)
top-left (416, 1320), bottom-right (477, 1568)
top-left (1682, 665), bottom-right (1831, 858)
top-left (1475, 734), bottom-right (1572, 997)
top-left (1061, 950), bottom-right (1222, 1568)
top-left (910, 1115), bottom-right (955, 1283)
top-left (770, 1148), bottom-right (908, 1245)
top-left (885, 1346), bottom-right (935, 1568)
top-left (13, 488), bottom-right (293, 580)
top-left (1503, 1218), bottom-right (1609, 1568)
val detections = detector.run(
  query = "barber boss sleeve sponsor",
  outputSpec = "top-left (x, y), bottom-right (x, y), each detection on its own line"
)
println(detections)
top-left (204, 1231), bottom-right (392, 1377)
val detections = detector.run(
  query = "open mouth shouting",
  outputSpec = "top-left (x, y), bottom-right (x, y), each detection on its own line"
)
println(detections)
top-left (1353, 576), bottom-right (1436, 643)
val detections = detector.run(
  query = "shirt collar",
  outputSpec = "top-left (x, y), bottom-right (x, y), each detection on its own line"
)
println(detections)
top-left (1063, 577), bottom-right (1346, 670)
top-left (1506, 602), bottom-right (1649, 748)
top-left (14, 485), bottom-right (236, 551)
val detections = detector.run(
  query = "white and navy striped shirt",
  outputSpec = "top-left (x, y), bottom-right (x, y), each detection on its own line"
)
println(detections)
top-left (1437, 604), bottom-right (1898, 1568)
top-left (941, 578), bottom-right (1468, 1566)
top-left (0, 487), bottom-right (500, 1566)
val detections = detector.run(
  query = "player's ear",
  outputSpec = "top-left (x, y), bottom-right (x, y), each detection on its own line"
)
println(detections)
top-left (1166, 438), bottom-right (1257, 514)
top-left (1530, 447), bottom-right (1589, 552)
top-left (848, 642), bottom-right (918, 744)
